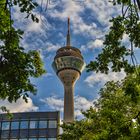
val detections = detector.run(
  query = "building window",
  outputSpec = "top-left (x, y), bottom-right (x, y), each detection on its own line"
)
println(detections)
top-left (48, 138), bottom-right (56, 140)
top-left (20, 129), bottom-right (28, 138)
top-left (29, 129), bottom-right (39, 137)
top-left (1, 121), bottom-right (10, 130)
top-left (39, 129), bottom-right (47, 137)
top-left (10, 130), bottom-right (19, 138)
top-left (1, 130), bottom-right (9, 138)
top-left (39, 120), bottom-right (47, 128)
top-left (29, 120), bottom-right (38, 129)
top-left (38, 138), bottom-right (47, 140)
top-left (48, 120), bottom-right (57, 128)
top-left (11, 121), bottom-right (19, 129)
top-left (20, 121), bottom-right (28, 129)
top-left (28, 138), bottom-right (37, 140)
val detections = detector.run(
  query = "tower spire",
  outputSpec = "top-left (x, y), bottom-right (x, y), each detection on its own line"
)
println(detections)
top-left (66, 17), bottom-right (71, 46)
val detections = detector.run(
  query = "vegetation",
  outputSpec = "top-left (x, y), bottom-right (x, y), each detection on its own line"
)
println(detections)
top-left (1, 0), bottom-right (140, 137)
top-left (87, 0), bottom-right (140, 74)
top-left (60, 69), bottom-right (140, 139)
top-left (60, 0), bottom-right (140, 139)
top-left (0, 0), bottom-right (45, 110)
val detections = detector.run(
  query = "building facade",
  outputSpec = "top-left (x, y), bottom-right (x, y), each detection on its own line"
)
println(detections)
top-left (0, 112), bottom-right (59, 140)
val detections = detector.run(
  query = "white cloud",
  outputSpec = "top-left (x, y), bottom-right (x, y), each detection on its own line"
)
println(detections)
top-left (13, 6), bottom-right (52, 50)
top-left (0, 98), bottom-right (38, 113)
top-left (22, 14), bottom-right (51, 33)
top-left (49, 0), bottom-right (96, 36)
top-left (37, 49), bottom-right (44, 59)
top-left (80, 45), bottom-right (86, 52)
top-left (48, 0), bottom-right (119, 38)
top-left (85, 70), bottom-right (126, 87)
top-left (40, 96), bottom-right (64, 111)
top-left (26, 14), bottom-right (51, 33)
top-left (40, 95), bottom-right (94, 120)
top-left (36, 0), bottom-right (59, 10)
top-left (50, 0), bottom-right (84, 20)
top-left (80, 39), bottom-right (103, 52)
top-left (13, 5), bottom-right (51, 32)
top-left (27, 20), bottom-right (42, 32)
top-left (46, 43), bottom-right (61, 52)
top-left (84, 0), bottom-right (120, 26)
top-left (88, 39), bottom-right (103, 49)
top-left (12, 6), bottom-right (26, 23)
top-left (74, 96), bottom-right (94, 118)
top-left (13, 0), bottom-right (120, 51)
top-left (42, 72), bottom-right (53, 78)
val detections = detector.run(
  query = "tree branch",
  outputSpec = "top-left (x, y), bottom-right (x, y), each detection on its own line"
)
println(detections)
top-left (122, 5), bottom-right (129, 18)
top-left (136, 0), bottom-right (140, 10)
top-left (134, 111), bottom-right (140, 119)
top-left (5, 0), bottom-right (8, 10)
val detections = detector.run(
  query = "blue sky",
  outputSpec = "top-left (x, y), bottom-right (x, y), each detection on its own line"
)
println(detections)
top-left (1, 0), bottom-right (136, 120)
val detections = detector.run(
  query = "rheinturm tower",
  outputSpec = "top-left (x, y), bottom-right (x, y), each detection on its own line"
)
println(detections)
top-left (52, 18), bottom-right (85, 123)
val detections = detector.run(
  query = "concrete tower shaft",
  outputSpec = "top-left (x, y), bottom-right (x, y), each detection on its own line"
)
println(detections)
top-left (58, 69), bottom-right (80, 122)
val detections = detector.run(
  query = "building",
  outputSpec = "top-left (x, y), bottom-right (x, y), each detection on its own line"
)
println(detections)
top-left (0, 111), bottom-right (60, 140)
top-left (52, 18), bottom-right (85, 123)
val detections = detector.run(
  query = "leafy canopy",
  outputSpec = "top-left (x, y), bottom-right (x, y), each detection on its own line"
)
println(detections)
top-left (87, 0), bottom-right (140, 74)
top-left (0, 0), bottom-right (45, 106)
top-left (60, 68), bottom-right (140, 140)
top-left (60, 0), bottom-right (140, 139)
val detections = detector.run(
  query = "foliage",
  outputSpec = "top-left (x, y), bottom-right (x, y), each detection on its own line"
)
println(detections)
top-left (0, 106), bottom-right (13, 119)
top-left (87, 0), bottom-right (140, 74)
top-left (61, 1), bottom-right (140, 139)
top-left (0, 0), bottom-right (45, 104)
top-left (60, 68), bottom-right (140, 140)
top-left (0, 0), bottom-right (39, 22)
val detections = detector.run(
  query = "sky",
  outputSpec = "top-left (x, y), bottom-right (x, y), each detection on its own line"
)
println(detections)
top-left (1, 0), bottom-right (138, 120)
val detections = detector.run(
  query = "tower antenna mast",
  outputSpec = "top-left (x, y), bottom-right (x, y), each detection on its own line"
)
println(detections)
top-left (66, 17), bottom-right (71, 46)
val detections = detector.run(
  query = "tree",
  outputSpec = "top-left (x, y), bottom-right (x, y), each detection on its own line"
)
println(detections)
top-left (87, 0), bottom-right (140, 74)
top-left (60, 68), bottom-right (140, 139)
top-left (60, 0), bottom-right (140, 139)
top-left (0, 0), bottom-right (45, 108)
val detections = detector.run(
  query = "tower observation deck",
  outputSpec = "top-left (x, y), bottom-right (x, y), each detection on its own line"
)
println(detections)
top-left (52, 18), bottom-right (85, 123)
